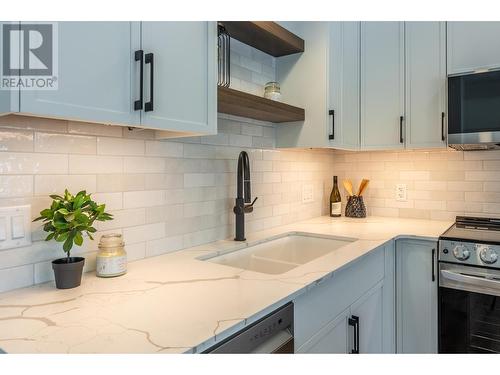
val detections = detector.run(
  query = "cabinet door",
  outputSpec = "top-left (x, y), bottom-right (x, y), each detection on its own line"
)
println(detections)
top-left (328, 22), bottom-right (360, 149)
top-left (447, 22), bottom-right (500, 75)
top-left (396, 239), bottom-right (438, 353)
top-left (350, 282), bottom-right (384, 353)
top-left (405, 22), bottom-right (447, 149)
top-left (360, 22), bottom-right (405, 150)
top-left (0, 22), bottom-right (20, 113)
top-left (276, 22), bottom-right (330, 148)
top-left (20, 22), bottom-right (141, 125)
top-left (297, 309), bottom-right (350, 353)
top-left (141, 22), bottom-right (216, 135)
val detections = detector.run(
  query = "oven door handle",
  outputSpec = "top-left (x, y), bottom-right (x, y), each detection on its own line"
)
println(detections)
top-left (441, 269), bottom-right (500, 290)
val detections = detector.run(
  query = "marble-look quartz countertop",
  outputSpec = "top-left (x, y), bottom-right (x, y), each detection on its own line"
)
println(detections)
top-left (0, 216), bottom-right (452, 353)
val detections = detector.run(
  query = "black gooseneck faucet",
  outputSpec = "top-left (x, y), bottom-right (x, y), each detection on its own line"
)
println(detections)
top-left (233, 151), bottom-right (258, 241)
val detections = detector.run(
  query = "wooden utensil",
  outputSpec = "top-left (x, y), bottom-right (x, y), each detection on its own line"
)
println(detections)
top-left (343, 179), bottom-right (353, 196)
top-left (357, 179), bottom-right (370, 196)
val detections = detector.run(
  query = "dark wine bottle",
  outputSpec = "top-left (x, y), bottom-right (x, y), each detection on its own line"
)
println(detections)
top-left (330, 176), bottom-right (341, 217)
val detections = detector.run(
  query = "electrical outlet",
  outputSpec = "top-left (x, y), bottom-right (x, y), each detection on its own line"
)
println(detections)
top-left (396, 184), bottom-right (407, 202)
top-left (302, 184), bottom-right (314, 203)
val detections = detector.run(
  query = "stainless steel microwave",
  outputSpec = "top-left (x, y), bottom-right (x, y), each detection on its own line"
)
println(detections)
top-left (448, 70), bottom-right (500, 151)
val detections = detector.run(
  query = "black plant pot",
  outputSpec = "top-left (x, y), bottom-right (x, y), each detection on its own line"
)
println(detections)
top-left (52, 257), bottom-right (85, 289)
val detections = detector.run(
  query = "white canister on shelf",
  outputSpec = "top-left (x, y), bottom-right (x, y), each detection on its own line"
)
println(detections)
top-left (96, 234), bottom-right (127, 277)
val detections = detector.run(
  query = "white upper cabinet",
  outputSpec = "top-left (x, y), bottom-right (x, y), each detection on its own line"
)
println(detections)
top-left (276, 22), bottom-right (330, 148)
top-left (360, 22), bottom-right (405, 150)
top-left (141, 22), bottom-right (216, 135)
top-left (276, 22), bottom-right (360, 150)
top-left (5, 21), bottom-right (216, 136)
top-left (447, 22), bottom-right (500, 75)
top-left (405, 22), bottom-right (447, 149)
top-left (20, 22), bottom-right (141, 126)
top-left (0, 22), bottom-right (20, 113)
top-left (328, 22), bottom-right (360, 149)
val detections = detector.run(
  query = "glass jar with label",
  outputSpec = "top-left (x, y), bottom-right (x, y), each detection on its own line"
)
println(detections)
top-left (264, 81), bottom-right (281, 101)
top-left (96, 234), bottom-right (127, 278)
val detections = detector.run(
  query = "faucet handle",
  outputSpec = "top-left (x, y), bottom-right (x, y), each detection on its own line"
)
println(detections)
top-left (244, 197), bottom-right (258, 213)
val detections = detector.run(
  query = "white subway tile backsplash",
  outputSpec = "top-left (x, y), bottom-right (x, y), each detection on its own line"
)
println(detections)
top-left (184, 173), bottom-right (215, 188)
top-left (123, 223), bottom-right (166, 245)
top-left (0, 153), bottom-right (68, 175)
top-left (92, 192), bottom-right (123, 211)
top-left (145, 140), bottom-right (184, 158)
top-left (0, 176), bottom-right (33, 198)
top-left (97, 174), bottom-right (145, 193)
top-left (69, 155), bottom-right (123, 174)
top-left (35, 132), bottom-right (96, 154)
top-left (0, 129), bottom-right (34, 152)
top-left (124, 156), bottom-right (165, 173)
top-left (34, 175), bottom-right (97, 195)
top-left (229, 134), bottom-right (253, 147)
top-left (332, 149), bottom-right (500, 220)
top-left (97, 208), bottom-right (146, 231)
top-left (97, 137), bottom-right (144, 156)
top-left (146, 235), bottom-right (184, 257)
top-left (123, 190), bottom-right (165, 209)
top-left (0, 265), bottom-right (33, 292)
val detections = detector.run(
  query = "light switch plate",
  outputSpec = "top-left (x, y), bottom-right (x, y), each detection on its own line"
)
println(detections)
top-left (396, 184), bottom-right (407, 202)
top-left (302, 184), bottom-right (314, 203)
top-left (0, 205), bottom-right (31, 250)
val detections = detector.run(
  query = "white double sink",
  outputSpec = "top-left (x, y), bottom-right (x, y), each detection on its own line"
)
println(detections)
top-left (199, 232), bottom-right (357, 275)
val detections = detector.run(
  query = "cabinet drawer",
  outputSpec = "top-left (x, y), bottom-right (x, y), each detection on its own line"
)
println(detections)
top-left (294, 246), bottom-right (385, 348)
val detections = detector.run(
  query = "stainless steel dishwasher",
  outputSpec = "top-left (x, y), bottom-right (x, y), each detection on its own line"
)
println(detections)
top-left (205, 303), bottom-right (294, 353)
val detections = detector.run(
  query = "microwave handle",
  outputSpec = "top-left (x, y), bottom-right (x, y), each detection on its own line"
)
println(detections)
top-left (441, 269), bottom-right (500, 291)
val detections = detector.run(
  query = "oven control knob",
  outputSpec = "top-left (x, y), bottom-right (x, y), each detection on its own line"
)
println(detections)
top-left (452, 245), bottom-right (470, 261)
top-left (479, 246), bottom-right (498, 264)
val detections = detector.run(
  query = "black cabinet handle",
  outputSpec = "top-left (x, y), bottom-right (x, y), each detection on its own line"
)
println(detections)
top-left (432, 248), bottom-right (436, 282)
top-left (399, 116), bottom-right (404, 144)
top-left (145, 53), bottom-right (154, 112)
top-left (134, 50), bottom-right (144, 111)
top-left (328, 110), bottom-right (335, 140)
top-left (348, 315), bottom-right (360, 354)
top-left (441, 112), bottom-right (446, 141)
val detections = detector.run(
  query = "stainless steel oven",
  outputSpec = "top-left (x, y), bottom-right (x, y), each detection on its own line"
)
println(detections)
top-left (439, 216), bottom-right (500, 353)
top-left (439, 263), bottom-right (500, 353)
top-left (448, 70), bottom-right (500, 150)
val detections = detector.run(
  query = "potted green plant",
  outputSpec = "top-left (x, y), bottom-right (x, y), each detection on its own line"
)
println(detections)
top-left (34, 189), bottom-right (113, 289)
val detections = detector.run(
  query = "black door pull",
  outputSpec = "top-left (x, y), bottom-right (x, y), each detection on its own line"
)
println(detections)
top-left (348, 315), bottom-right (360, 354)
top-left (432, 248), bottom-right (436, 282)
top-left (145, 53), bottom-right (154, 112)
top-left (329, 110), bottom-right (335, 140)
top-left (441, 112), bottom-right (446, 141)
top-left (134, 50), bottom-right (144, 111)
top-left (399, 116), bottom-right (404, 144)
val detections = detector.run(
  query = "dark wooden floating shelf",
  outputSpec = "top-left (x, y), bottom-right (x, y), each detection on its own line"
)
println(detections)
top-left (218, 87), bottom-right (305, 123)
top-left (219, 21), bottom-right (304, 57)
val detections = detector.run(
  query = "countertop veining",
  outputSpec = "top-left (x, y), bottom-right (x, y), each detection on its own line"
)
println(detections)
top-left (0, 216), bottom-right (452, 353)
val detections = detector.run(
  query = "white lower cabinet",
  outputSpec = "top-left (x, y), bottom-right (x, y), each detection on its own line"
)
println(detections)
top-left (396, 239), bottom-right (438, 353)
top-left (294, 244), bottom-right (395, 354)
top-left (297, 308), bottom-right (351, 353)
top-left (351, 282), bottom-right (384, 353)
top-left (298, 282), bottom-right (385, 354)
